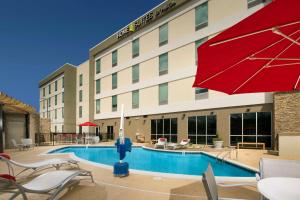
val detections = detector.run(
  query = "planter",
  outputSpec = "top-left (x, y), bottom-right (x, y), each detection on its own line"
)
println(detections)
top-left (213, 141), bottom-right (223, 149)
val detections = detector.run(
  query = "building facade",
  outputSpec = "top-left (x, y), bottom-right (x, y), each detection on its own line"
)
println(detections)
top-left (39, 0), bottom-right (277, 148)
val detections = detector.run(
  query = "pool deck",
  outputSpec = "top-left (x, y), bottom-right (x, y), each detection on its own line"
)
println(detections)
top-left (0, 143), bottom-right (287, 200)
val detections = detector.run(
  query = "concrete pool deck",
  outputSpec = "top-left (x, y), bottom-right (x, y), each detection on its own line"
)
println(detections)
top-left (0, 143), bottom-right (286, 200)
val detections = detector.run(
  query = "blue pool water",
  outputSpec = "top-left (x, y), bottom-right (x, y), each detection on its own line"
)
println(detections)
top-left (49, 147), bottom-right (255, 177)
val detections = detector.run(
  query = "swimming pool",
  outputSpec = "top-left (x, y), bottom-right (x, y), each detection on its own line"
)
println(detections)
top-left (49, 146), bottom-right (255, 177)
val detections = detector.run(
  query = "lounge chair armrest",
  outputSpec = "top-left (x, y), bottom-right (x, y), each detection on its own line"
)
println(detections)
top-left (255, 173), bottom-right (261, 181)
top-left (217, 182), bottom-right (257, 188)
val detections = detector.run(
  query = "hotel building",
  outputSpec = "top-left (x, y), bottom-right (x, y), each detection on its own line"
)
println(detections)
top-left (39, 0), bottom-right (300, 158)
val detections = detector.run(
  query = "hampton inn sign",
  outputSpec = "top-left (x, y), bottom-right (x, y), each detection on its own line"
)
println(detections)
top-left (117, 1), bottom-right (177, 39)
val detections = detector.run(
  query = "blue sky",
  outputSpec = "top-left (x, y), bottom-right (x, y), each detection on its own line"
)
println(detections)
top-left (0, 0), bottom-right (164, 110)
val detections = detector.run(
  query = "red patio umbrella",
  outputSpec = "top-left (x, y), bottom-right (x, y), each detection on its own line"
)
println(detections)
top-left (79, 122), bottom-right (98, 127)
top-left (193, 0), bottom-right (300, 94)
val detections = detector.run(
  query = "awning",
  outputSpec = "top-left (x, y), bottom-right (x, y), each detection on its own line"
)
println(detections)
top-left (0, 92), bottom-right (36, 114)
top-left (79, 122), bottom-right (98, 127)
top-left (193, 0), bottom-right (300, 94)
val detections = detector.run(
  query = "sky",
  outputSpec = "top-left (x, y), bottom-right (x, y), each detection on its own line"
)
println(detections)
top-left (0, 0), bottom-right (164, 110)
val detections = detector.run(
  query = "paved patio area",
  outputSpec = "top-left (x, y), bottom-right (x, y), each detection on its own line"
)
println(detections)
top-left (0, 143), bottom-right (283, 200)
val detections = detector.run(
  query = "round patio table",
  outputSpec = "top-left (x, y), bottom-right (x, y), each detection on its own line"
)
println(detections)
top-left (257, 177), bottom-right (300, 200)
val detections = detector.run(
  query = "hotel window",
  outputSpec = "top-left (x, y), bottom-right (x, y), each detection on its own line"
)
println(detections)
top-left (195, 2), bottom-right (208, 30)
top-left (79, 74), bottom-right (83, 86)
top-left (62, 125), bottom-right (64, 133)
top-left (62, 107), bottom-right (64, 118)
top-left (159, 23), bottom-right (168, 46)
top-left (112, 95), bottom-right (117, 112)
top-left (79, 90), bottom-right (83, 102)
top-left (48, 98), bottom-right (51, 107)
top-left (48, 84), bottom-right (51, 94)
top-left (230, 112), bottom-right (272, 148)
top-left (112, 73), bottom-right (117, 89)
top-left (112, 50), bottom-right (118, 67)
top-left (132, 64), bottom-right (139, 83)
top-left (195, 88), bottom-right (208, 100)
top-left (159, 83), bottom-right (168, 105)
top-left (159, 53), bottom-right (168, 76)
top-left (43, 100), bottom-right (45, 109)
top-left (55, 109), bottom-right (57, 119)
top-left (62, 92), bottom-right (64, 103)
top-left (132, 38), bottom-right (139, 58)
top-left (55, 81), bottom-right (58, 91)
top-left (195, 37), bottom-right (208, 63)
top-left (55, 126), bottom-right (57, 133)
top-left (188, 115), bottom-right (217, 145)
top-left (151, 118), bottom-right (177, 143)
top-left (247, 0), bottom-right (267, 8)
top-left (55, 95), bottom-right (57, 105)
top-left (43, 88), bottom-right (45, 97)
top-left (96, 79), bottom-right (101, 94)
top-left (96, 59), bottom-right (101, 74)
top-left (79, 106), bottom-right (82, 118)
top-left (132, 90), bottom-right (139, 109)
top-left (96, 99), bottom-right (100, 114)
top-left (62, 77), bottom-right (64, 88)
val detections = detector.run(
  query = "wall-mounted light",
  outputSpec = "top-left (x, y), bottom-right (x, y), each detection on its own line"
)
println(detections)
top-left (210, 112), bottom-right (214, 115)
top-left (162, 115), bottom-right (164, 119)
top-left (143, 119), bottom-right (146, 124)
top-left (182, 114), bottom-right (186, 119)
top-left (246, 108), bottom-right (250, 112)
top-left (114, 122), bottom-right (117, 126)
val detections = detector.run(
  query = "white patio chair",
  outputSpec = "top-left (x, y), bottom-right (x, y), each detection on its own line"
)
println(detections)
top-left (202, 163), bottom-right (256, 200)
top-left (167, 139), bottom-right (190, 150)
top-left (154, 138), bottom-right (167, 149)
top-left (256, 158), bottom-right (300, 180)
top-left (0, 153), bottom-right (79, 176)
top-left (0, 170), bottom-right (94, 200)
top-left (11, 139), bottom-right (26, 151)
top-left (21, 139), bottom-right (35, 149)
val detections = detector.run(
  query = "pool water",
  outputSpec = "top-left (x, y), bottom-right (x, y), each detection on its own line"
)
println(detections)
top-left (49, 147), bottom-right (255, 177)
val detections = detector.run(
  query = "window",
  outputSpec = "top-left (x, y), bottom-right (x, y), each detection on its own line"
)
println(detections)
top-left (96, 79), bottom-right (101, 94)
top-left (43, 100), bottom-right (45, 109)
top-left (55, 95), bottom-right (57, 105)
top-left (79, 74), bottom-right (83, 86)
top-left (195, 37), bottom-right (208, 63)
top-left (62, 92), bottom-right (64, 103)
top-left (159, 53), bottom-right (168, 75)
top-left (132, 38), bottom-right (139, 58)
top-left (151, 118), bottom-right (177, 143)
top-left (112, 50), bottom-right (118, 67)
top-left (132, 64), bottom-right (139, 83)
top-left (62, 77), bottom-right (64, 88)
top-left (132, 90), bottom-right (139, 109)
top-left (195, 2), bottom-right (208, 30)
top-left (96, 59), bottom-right (101, 74)
top-left (159, 23), bottom-right (168, 46)
top-left (159, 83), bottom-right (168, 105)
top-left (230, 112), bottom-right (272, 148)
top-left (112, 95), bottom-right (117, 112)
top-left (43, 88), bottom-right (45, 97)
top-left (247, 0), bottom-right (267, 8)
top-left (62, 107), bottom-right (64, 118)
top-left (188, 115), bottom-right (217, 145)
top-left (79, 106), bottom-right (82, 118)
top-left (48, 98), bottom-right (51, 107)
top-left (96, 99), bottom-right (100, 114)
top-left (195, 88), bottom-right (208, 100)
top-left (55, 81), bottom-right (57, 91)
top-left (112, 73), bottom-right (117, 89)
top-left (62, 125), bottom-right (64, 133)
top-left (79, 90), bottom-right (83, 102)
top-left (48, 84), bottom-right (51, 94)
top-left (55, 109), bottom-right (57, 119)
top-left (55, 126), bottom-right (57, 133)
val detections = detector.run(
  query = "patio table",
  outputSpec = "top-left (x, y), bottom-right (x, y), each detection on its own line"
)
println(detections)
top-left (257, 177), bottom-right (300, 200)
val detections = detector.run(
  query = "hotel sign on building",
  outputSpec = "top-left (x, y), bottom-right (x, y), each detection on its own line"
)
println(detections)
top-left (117, 1), bottom-right (177, 39)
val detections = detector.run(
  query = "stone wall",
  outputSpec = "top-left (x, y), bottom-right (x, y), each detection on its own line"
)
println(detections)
top-left (274, 91), bottom-right (300, 135)
top-left (40, 118), bottom-right (51, 134)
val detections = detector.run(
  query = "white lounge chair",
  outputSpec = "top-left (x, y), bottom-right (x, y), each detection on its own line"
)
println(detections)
top-left (11, 139), bottom-right (26, 151)
top-left (0, 170), bottom-right (94, 200)
top-left (21, 139), bottom-right (35, 149)
top-left (154, 138), bottom-right (167, 149)
top-left (167, 139), bottom-right (190, 150)
top-left (0, 153), bottom-right (79, 176)
top-left (202, 163), bottom-right (256, 200)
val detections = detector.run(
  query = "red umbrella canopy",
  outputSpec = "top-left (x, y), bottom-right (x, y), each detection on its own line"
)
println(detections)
top-left (193, 0), bottom-right (300, 94)
top-left (79, 122), bottom-right (98, 127)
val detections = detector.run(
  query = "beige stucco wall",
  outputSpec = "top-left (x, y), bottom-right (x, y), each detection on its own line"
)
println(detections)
top-left (102, 76), bottom-right (111, 93)
top-left (101, 97), bottom-right (111, 113)
top-left (169, 77), bottom-right (194, 104)
top-left (118, 68), bottom-right (131, 88)
top-left (140, 58), bottom-right (158, 81)
top-left (279, 135), bottom-right (300, 160)
top-left (169, 43), bottom-right (195, 73)
top-left (140, 29), bottom-right (158, 55)
top-left (140, 86), bottom-right (158, 108)
top-left (118, 43), bottom-right (131, 66)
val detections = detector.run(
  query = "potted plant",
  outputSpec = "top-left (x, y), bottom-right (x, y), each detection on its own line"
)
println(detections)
top-left (213, 133), bottom-right (223, 149)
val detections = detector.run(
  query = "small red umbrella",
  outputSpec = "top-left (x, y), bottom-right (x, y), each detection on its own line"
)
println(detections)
top-left (79, 122), bottom-right (98, 127)
top-left (193, 0), bottom-right (300, 94)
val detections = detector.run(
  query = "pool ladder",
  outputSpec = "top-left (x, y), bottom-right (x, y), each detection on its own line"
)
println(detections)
top-left (216, 147), bottom-right (238, 163)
